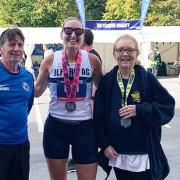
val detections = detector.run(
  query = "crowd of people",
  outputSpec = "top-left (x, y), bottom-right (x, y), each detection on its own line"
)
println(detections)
top-left (0, 17), bottom-right (175, 180)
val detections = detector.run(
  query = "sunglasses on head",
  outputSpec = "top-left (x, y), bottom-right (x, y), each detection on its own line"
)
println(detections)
top-left (63, 27), bottom-right (84, 36)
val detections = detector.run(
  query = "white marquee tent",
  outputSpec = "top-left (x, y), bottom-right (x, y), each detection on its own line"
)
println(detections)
top-left (0, 26), bottom-right (180, 72)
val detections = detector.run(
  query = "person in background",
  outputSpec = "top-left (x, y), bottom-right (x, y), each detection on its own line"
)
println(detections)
top-left (82, 28), bottom-right (102, 102)
top-left (94, 34), bottom-right (175, 180)
top-left (0, 28), bottom-right (34, 180)
top-left (154, 46), bottom-right (161, 64)
top-left (149, 46), bottom-right (162, 76)
top-left (81, 28), bottom-right (102, 63)
top-left (67, 28), bottom-right (103, 173)
top-left (35, 17), bottom-right (102, 180)
top-left (148, 50), bottom-right (154, 73)
top-left (154, 46), bottom-right (162, 76)
top-left (43, 44), bottom-right (54, 58)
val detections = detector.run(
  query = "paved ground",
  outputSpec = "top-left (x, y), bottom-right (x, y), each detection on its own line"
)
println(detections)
top-left (28, 77), bottom-right (180, 180)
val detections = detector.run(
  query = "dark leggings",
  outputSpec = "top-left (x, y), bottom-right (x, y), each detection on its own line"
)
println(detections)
top-left (114, 168), bottom-right (152, 180)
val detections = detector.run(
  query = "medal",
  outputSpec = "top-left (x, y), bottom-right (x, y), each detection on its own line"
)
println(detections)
top-left (117, 69), bottom-right (135, 128)
top-left (58, 50), bottom-right (84, 112)
top-left (120, 118), bottom-right (131, 128)
top-left (65, 102), bottom-right (76, 112)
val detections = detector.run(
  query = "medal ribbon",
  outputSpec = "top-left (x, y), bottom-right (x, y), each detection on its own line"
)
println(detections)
top-left (61, 49), bottom-right (82, 102)
top-left (117, 69), bottom-right (135, 106)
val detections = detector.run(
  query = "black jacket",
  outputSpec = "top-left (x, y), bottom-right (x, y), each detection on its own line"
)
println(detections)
top-left (94, 65), bottom-right (175, 180)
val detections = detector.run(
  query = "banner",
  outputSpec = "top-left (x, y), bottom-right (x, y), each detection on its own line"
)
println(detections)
top-left (140, 0), bottom-right (151, 28)
top-left (75, 0), bottom-right (85, 27)
top-left (86, 20), bottom-right (140, 30)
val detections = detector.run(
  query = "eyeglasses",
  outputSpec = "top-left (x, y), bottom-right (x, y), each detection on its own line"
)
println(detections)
top-left (63, 27), bottom-right (84, 36)
top-left (115, 48), bottom-right (136, 56)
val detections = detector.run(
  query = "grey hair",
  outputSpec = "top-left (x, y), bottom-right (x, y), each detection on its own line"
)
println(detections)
top-left (0, 28), bottom-right (24, 46)
top-left (113, 34), bottom-right (139, 56)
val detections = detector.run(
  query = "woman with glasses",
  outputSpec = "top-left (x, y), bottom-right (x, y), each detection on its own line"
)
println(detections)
top-left (94, 34), bottom-right (175, 180)
top-left (34, 17), bottom-right (102, 180)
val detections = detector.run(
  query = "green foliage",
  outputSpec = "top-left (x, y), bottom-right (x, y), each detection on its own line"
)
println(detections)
top-left (31, 0), bottom-right (68, 27)
top-left (85, 0), bottom-right (105, 20)
top-left (103, 0), bottom-right (141, 20)
top-left (102, 0), bottom-right (179, 26)
top-left (0, 0), bottom-right (179, 27)
top-left (124, 0), bottom-right (141, 20)
top-left (145, 0), bottom-right (180, 26)
top-left (0, 0), bottom-right (35, 27)
top-left (0, 0), bottom-right (79, 27)
top-left (103, 0), bottom-right (125, 20)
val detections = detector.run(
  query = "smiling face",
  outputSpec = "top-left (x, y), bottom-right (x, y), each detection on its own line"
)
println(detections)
top-left (61, 18), bottom-right (84, 51)
top-left (0, 35), bottom-right (24, 66)
top-left (113, 35), bottom-right (139, 72)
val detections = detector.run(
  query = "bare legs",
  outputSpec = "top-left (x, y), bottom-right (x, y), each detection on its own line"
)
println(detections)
top-left (46, 158), bottom-right (67, 180)
top-left (46, 158), bottom-right (97, 180)
top-left (75, 163), bottom-right (97, 180)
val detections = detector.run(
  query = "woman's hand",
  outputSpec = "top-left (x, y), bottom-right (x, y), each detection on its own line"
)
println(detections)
top-left (104, 146), bottom-right (119, 160)
top-left (119, 105), bottom-right (136, 119)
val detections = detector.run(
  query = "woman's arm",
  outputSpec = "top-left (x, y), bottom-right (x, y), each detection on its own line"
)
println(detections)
top-left (34, 54), bottom-right (54, 97)
top-left (136, 72), bottom-right (175, 126)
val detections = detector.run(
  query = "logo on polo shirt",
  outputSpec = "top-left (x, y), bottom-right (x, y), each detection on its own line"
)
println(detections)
top-left (0, 84), bottom-right (10, 91)
top-left (22, 82), bottom-right (30, 91)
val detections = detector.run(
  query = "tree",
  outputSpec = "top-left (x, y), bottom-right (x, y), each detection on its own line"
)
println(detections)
top-left (0, 0), bottom-right (179, 27)
top-left (29, 0), bottom-right (80, 27)
top-left (145, 0), bottom-right (180, 26)
top-left (103, 0), bottom-right (125, 20)
top-left (85, 0), bottom-right (105, 20)
top-left (0, 0), bottom-right (35, 27)
top-left (0, 0), bottom-right (79, 27)
top-left (103, 0), bottom-right (141, 20)
top-left (124, 0), bottom-right (141, 20)
top-left (31, 0), bottom-right (69, 27)
top-left (102, 0), bottom-right (180, 26)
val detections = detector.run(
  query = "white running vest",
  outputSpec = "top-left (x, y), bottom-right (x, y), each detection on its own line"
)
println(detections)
top-left (48, 49), bottom-right (93, 120)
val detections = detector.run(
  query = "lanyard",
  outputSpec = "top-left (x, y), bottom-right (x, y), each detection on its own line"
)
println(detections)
top-left (61, 50), bottom-right (82, 102)
top-left (117, 69), bottom-right (135, 106)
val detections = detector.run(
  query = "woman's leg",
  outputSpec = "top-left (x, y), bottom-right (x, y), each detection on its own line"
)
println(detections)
top-left (43, 116), bottom-right (70, 180)
top-left (75, 163), bottom-right (97, 180)
top-left (46, 158), bottom-right (68, 180)
top-left (71, 120), bottom-right (98, 180)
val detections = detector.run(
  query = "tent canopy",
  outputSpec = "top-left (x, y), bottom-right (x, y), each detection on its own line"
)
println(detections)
top-left (1, 26), bottom-right (180, 44)
top-left (0, 26), bottom-right (179, 72)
